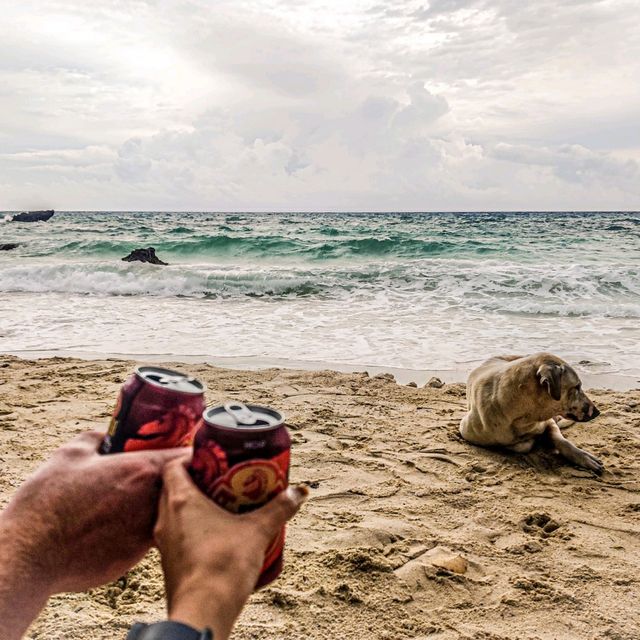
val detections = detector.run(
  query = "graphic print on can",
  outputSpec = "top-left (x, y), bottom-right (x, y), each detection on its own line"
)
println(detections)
top-left (189, 439), bottom-right (229, 494)
top-left (101, 366), bottom-right (206, 454)
top-left (190, 402), bottom-right (291, 588)
top-left (210, 453), bottom-right (289, 512)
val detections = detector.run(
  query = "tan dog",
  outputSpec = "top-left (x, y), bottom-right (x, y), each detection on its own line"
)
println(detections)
top-left (460, 353), bottom-right (603, 474)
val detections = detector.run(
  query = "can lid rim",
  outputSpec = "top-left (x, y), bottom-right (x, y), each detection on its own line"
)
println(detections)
top-left (135, 365), bottom-right (207, 394)
top-left (203, 403), bottom-right (285, 431)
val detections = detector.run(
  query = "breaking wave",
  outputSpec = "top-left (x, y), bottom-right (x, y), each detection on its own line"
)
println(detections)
top-left (0, 261), bottom-right (638, 317)
top-left (53, 234), bottom-right (510, 260)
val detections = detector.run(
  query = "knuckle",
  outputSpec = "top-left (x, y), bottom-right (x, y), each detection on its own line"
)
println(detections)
top-left (78, 431), bottom-right (101, 443)
top-left (153, 521), bottom-right (164, 541)
top-left (58, 443), bottom-right (86, 460)
top-left (138, 458), bottom-right (159, 479)
top-left (123, 458), bottom-right (160, 485)
top-left (226, 545), bottom-right (245, 565)
top-left (167, 491), bottom-right (189, 511)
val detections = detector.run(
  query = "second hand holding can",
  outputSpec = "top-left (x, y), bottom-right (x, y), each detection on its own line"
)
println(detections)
top-left (189, 402), bottom-right (291, 588)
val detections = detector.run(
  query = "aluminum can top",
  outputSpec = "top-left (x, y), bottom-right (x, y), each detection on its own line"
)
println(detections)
top-left (204, 402), bottom-right (284, 431)
top-left (135, 366), bottom-right (205, 395)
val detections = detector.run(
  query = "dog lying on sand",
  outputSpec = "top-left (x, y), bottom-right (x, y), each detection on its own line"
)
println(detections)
top-left (460, 353), bottom-right (604, 474)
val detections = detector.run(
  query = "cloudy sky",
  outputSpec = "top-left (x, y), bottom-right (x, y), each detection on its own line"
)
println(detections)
top-left (1, 0), bottom-right (639, 211)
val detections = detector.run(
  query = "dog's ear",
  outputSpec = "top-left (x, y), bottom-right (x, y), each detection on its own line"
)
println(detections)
top-left (536, 362), bottom-right (564, 401)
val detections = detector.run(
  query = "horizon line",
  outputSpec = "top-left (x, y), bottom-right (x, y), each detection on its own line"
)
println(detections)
top-left (12, 209), bottom-right (640, 214)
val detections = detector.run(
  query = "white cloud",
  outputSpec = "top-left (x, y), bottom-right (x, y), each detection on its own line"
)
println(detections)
top-left (0, 0), bottom-right (639, 210)
top-left (492, 142), bottom-right (639, 187)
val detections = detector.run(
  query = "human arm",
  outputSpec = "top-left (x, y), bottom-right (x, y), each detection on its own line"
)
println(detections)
top-left (154, 460), bottom-right (308, 640)
top-left (0, 514), bottom-right (53, 640)
top-left (0, 431), bottom-right (188, 640)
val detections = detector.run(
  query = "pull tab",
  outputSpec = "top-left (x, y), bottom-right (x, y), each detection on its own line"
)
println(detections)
top-left (223, 402), bottom-right (257, 426)
top-left (158, 374), bottom-right (183, 386)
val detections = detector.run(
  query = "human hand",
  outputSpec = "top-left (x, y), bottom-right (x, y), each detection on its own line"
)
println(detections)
top-left (155, 459), bottom-right (308, 640)
top-left (1, 431), bottom-right (189, 594)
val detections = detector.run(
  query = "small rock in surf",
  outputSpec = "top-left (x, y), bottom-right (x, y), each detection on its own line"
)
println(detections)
top-left (11, 210), bottom-right (55, 222)
top-left (122, 247), bottom-right (168, 265)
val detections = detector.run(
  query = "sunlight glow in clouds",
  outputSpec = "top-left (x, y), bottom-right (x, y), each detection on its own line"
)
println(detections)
top-left (1, 0), bottom-right (639, 211)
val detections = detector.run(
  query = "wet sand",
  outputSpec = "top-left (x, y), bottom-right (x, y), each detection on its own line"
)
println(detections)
top-left (1, 355), bottom-right (638, 639)
top-left (4, 349), bottom-right (639, 391)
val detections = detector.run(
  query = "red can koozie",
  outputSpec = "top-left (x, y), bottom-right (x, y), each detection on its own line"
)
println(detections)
top-left (100, 366), bottom-right (205, 454)
top-left (189, 402), bottom-right (291, 588)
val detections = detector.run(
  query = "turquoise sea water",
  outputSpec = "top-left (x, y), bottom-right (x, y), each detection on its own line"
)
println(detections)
top-left (1, 211), bottom-right (639, 382)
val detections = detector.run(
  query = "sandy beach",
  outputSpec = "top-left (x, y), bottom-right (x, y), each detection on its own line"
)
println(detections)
top-left (0, 354), bottom-right (638, 639)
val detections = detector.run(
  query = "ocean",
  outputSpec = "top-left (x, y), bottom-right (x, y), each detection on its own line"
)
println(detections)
top-left (1, 211), bottom-right (639, 386)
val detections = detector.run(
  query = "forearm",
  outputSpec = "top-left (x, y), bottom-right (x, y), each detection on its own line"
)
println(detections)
top-left (168, 581), bottom-right (242, 640)
top-left (166, 569), bottom-right (257, 640)
top-left (0, 512), bottom-right (53, 640)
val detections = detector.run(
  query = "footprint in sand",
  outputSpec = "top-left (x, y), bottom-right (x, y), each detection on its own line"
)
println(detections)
top-left (520, 512), bottom-right (562, 537)
top-left (622, 503), bottom-right (640, 515)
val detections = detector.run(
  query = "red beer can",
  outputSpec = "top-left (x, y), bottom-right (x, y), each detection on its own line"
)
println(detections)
top-left (101, 366), bottom-right (206, 454)
top-left (190, 402), bottom-right (291, 588)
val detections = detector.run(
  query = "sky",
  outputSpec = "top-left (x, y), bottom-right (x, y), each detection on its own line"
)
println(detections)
top-left (1, 0), bottom-right (639, 211)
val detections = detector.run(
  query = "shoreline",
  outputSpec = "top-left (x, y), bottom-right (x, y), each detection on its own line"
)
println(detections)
top-left (2, 349), bottom-right (639, 391)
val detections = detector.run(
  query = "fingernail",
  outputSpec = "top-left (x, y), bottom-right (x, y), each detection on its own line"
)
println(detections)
top-left (285, 484), bottom-right (309, 506)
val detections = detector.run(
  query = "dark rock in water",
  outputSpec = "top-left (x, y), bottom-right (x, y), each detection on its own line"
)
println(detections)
top-left (122, 247), bottom-right (168, 265)
top-left (12, 209), bottom-right (54, 222)
top-left (425, 376), bottom-right (445, 389)
top-left (0, 243), bottom-right (19, 251)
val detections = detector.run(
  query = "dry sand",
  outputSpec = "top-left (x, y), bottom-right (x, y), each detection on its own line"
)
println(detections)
top-left (0, 355), bottom-right (639, 640)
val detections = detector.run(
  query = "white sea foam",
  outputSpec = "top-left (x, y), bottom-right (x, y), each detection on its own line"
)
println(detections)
top-left (0, 260), bottom-right (637, 318)
top-left (2, 290), bottom-right (639, 380)
top-left (0, 262), bottom-right (321, 298)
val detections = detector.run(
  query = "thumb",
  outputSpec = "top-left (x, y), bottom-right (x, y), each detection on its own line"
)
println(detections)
top-left (72, 430), bottom-right (105, 450)
top-left (249, 484), bottom-right (309, 540)
top-left (162, 457), bottom-right (201, 499)
top-left (58, 431), bottom-right (104, 458)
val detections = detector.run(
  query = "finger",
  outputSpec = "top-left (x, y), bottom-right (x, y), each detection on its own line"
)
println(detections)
top-left (128, 446), bottom-right (192, 469)
top-left (248, 484), bottom-right (309, 539)
top-left (155, 464), bottom-right (172, 547)
top-left (156, 459), bottom-right (193, 540)
top-left (66, 430), bottom-right (105, 452)
top-left (162, 457), bottom-right (201, 498)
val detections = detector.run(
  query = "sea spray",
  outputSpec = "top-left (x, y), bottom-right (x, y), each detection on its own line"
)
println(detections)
top-left (0, 259), bottom-right (638, 318)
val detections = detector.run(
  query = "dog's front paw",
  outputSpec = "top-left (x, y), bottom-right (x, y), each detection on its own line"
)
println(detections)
top-left (559, 443), bottom-right (604, 475)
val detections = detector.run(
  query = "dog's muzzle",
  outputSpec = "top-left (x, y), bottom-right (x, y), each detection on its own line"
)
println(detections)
top-left (588, 406), bottom-right (601, 420)
top-left (567, 405), bottom-right (600, 422)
